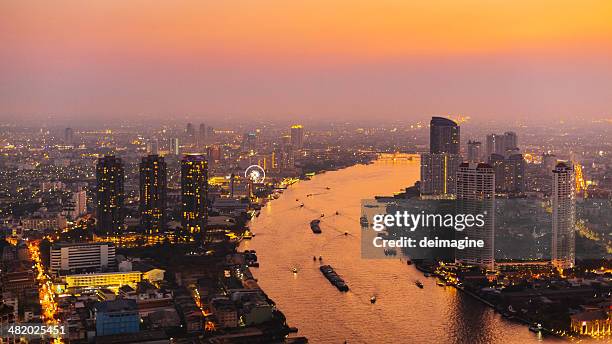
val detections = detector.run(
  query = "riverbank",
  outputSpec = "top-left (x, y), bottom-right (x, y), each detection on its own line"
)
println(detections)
top-left (240, 159), bottom-right (549, 343)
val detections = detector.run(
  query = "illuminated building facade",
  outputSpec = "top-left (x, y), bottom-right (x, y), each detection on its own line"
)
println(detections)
top-left (456, 162), bottom-right (495, 270)
top-left (552, 162), bottom-right (576, 270)
top-left (50, 242), bottom-right (116, 275)
top-left (96, 156), bottom-right (125, 234)
top-left (140, 155), bottom-right (167, 234)
top-left (420, 153), bottom-right (462, 195)
top-left (290, 124), bottom-right (304, 150)
top-left (181, 154), bottom-right (208, 234)
top-left (64, 271), bottom-right (142, 288)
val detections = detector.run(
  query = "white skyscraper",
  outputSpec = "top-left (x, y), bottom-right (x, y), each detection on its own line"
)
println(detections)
top-left (456, 162), bottom-right (495, 270)
top-left (552, 162), bottom-right (576, 270)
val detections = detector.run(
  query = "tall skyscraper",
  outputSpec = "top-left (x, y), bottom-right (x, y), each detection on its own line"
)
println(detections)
top-left (169, 138), bottom-right (180, 155)
top-left (181, 154), bottom-right (208, 234)
top-left (421, 117), bottom-right (461, 196)
top-left (467, 140), bottom-right (482, 162)
top-left (290, 125), bottom-right (304, 150)
top-left (140, 155), bottom-right (167, 234)
top-left (96, 156), bottom-right (125, 234)
top-left (486, 132), bottom-right (519, 159)
top-left (420, 153), bottom-right (462, 195)
top-left (504, 153), bottom-right (526, 193)
top-left (552, 162), bottom-right (576, 270)
top-left (489, 153), bottom-right (525, 193)
top-left (485, 134), bottom-right (504, 159)
top-left (503, 131), bottom-right (518, 152)
top-left (456, 162), bottom-right (495, 270)
top-left (198, 123), bottom-right (206, 147)
top-left (64, 127), bottom-right (74, 145)
top-left (430, 117), bottom-right (460, 154)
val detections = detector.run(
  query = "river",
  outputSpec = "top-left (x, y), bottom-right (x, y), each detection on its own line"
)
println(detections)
top-left (240, 158), bottom-right (563, 344)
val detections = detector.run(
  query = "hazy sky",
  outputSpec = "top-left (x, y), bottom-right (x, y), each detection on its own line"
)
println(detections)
top-left (1, 0), bottom-right (612, 124)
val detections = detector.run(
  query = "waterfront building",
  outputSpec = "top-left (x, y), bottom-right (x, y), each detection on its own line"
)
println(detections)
top-left (181, 154), bottom-right (208, 234)
top-left (455, 162), bottom-right (495, 270)
top-left (50, 242), bottom-right (116, 275)
top-left (430, 117), bottom-right (460, 154)
top-left (96, 156), bottom-right (125, 234)
top-left (140, 155), bottom-right (167, 234)
top-left (552, 162), bottom-right (576, 270)
top-left (420, 153), bottom-right (462, 195)
top-left (421, 117), bottom-right (461, 196)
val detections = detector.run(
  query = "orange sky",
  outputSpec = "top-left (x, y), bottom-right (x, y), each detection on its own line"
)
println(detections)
top-left (1, 0), bottom-right (612, 122)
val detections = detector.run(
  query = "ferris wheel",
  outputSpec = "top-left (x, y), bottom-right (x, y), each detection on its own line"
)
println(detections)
top-left (244, 165), bottom-right (266, 183)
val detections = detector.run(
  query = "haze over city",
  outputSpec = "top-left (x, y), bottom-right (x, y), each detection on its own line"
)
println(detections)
top-left (2, 0), bottom-right (612, 124)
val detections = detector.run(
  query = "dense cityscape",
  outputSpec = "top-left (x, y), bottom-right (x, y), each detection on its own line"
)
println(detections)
top-left (0, 118), bottom-right (610, 343)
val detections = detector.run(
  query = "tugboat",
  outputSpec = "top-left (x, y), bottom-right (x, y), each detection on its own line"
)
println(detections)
top-left (300, 203), bottom-right (305, 207)
top-left (335, 211), bottom-right (340, 215)
top-left (320, 213), bottom-right (325, 218)
top-left (326, 187), bottom-right (331, 190)
top-left (310, 219), bottom-right (322, 234)
top-left (313, 256), bottom-right (317, 261)
top-left (370, 296), bottom-right (377, 304)
top-left (415, 280), bottom-right (424, 289)
top-left (318, 256), bottom-right (323, 261)
top-left (292, 267), bottom-right (298, 274)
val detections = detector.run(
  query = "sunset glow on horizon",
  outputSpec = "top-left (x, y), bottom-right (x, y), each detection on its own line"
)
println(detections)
top-left (2, 0), bottom-right (612, 122)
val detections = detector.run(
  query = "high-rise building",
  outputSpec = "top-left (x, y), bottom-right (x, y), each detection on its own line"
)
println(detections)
top-left (50, 242), bottom-right (116, 275)
top-left (467, 140), bottom-right (482, 162)
top-left (456, 162), bottom-right (495, 270)
top-left (420, 153), bottom-right (462, 195)
top-left (198, 123), bottom-right (206, 147)
top-left (504, 153), bottom-right (526, 193)
top-left (503, 131), bottom-right (518, 152)
top-left (68, 190), bottom-right (87, 219)
top-left (552, 162), bottom-right (576, 270)
top-left (64, 127), bottom-right (74, 145)
top-left (489, 153), bottom-right (525, 193)
top-left (290, 125), bottom-right (304, 150)
top-left (140, 155), bottom-right (167, 234)
top-left (430, 117), bottom-right (460, 154)
top-left (186, 123), bottom-right (195, 136)
top-left (169, 138), bottom-right (180, 155)
top-left (181, 154), bottom-right (208, 234)
top-left (146, 139), bottom-right (159, 155)
top-left (96, 156), bottom-right (125, 234)
top-left (485, 134), bottom-right (504, 159)
top-left (486, 132), bottom-right (519, 159)
top-left (421, 117), bottom-right (461, 196)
